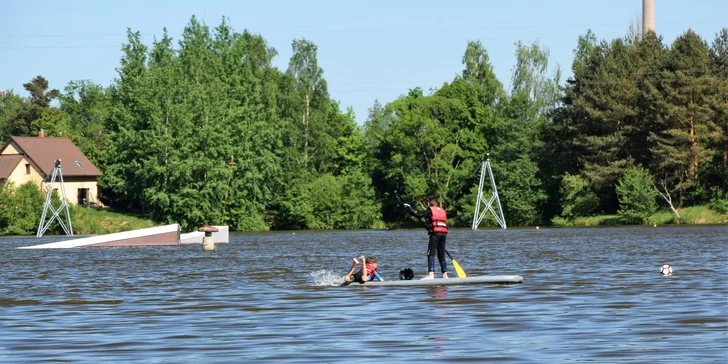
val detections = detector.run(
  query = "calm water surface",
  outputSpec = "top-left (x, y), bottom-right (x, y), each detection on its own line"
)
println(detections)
top-left (1, 225), bottom-right (726, 363)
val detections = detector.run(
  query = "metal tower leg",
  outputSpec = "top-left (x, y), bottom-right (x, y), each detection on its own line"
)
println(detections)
top-left (36, 159), bottom-right (74, 237)
top-left (472, 155), bottom-right (506, 230)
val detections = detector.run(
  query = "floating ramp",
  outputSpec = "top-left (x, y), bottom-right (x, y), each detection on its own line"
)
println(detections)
top-left (343, 275), bottom-right (523, 287)
top-left (179, 226), bottom-right (229, 244)
top-left (18, 224), bottom-right (181, 249)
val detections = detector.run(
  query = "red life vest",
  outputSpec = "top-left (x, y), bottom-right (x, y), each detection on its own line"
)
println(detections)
top-left (429, 206), bottom-right (448, 233)
top-left (365, 264), bottom-right (378, 280)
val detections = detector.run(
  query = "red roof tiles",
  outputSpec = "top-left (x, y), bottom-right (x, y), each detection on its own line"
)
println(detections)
top-left (2, 137), bottom-right (101, 177)
top-left (0, 154), bottom-right (23, 179)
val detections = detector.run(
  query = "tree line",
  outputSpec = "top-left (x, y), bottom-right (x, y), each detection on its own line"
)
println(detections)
top-left (1, 16), bottom-right (726, 232)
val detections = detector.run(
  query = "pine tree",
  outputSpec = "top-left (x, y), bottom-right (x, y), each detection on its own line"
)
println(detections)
top-left (561, 35), bottom-right (642, 212)
top-left (708, 29), bottom-right (728, 193)
top-left (649, 30), bottom-right (720, 205)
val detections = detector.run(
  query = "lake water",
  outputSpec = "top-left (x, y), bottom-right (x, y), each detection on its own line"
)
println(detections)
top-left (1, 225), bottom-right (726, 363)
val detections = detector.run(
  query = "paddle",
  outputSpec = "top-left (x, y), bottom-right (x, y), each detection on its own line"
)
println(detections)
top-left (394, 190), bottom-right (467, 278)
top-left (444, 250), bottom-right (467, 278)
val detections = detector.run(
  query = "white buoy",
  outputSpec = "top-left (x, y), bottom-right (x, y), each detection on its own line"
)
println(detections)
top-left (660, 264), bottom-right (673, 276)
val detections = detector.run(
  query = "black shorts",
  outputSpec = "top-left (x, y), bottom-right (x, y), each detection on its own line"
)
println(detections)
top-left (351, 272), bottom-right (366, 284)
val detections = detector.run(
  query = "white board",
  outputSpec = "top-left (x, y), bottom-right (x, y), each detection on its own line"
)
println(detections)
top-left (343, 275), bottom-right (523, 287)
top-left (18, 224), bottom-right (180, 249)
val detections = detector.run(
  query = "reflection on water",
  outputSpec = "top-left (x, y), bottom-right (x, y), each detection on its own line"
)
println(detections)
top-left (0, 225), bottom-right (726, 362)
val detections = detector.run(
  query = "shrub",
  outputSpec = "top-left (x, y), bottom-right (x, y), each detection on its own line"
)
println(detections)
top-left (550, 216), bottom-right (573, 227)
top-left (708, 190), bottom-right (728, 214)
top-left (559, 173), bottom-right (598, 218)
top-left (275, 170), bottom-right (381, 230)
top-left (616, 166), bottom-right (658, 224)
top-left (0, 182), bottom-right (50, 235)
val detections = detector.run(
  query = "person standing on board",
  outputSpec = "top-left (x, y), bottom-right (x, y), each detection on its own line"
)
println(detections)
top-left (404, 196), bottom-right (449, 279)
top-left (343, 256), bottom-right (383, 285)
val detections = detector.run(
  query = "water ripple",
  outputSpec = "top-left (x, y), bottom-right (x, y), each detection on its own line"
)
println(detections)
top-left (0, 225), bottom-right (726, 362)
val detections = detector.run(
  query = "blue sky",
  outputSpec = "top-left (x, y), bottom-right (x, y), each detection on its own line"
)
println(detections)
top-left (1, 0), bottom-right (726, 123)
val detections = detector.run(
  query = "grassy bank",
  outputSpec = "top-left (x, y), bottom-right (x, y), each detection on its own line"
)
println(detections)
top-left (33, 204), bottom-right (728, 235)
top-left (553, 205), bottom-right (728, 227)
top-left (71, 207), bottom-right (157, 235)
top-left (647, 206), bottom-right (728, 225)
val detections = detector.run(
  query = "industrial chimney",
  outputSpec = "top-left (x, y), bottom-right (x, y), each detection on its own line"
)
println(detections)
top-left (643, 0), bottom-right (655, 34)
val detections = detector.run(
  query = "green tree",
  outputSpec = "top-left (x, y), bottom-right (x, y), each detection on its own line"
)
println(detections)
top-left (462, 40), bottom-right (505, 106)
top-left (272, 37), bottom-right (380, 229)
top-left (101, 17), bottom-right (284, 231)
top-left (275, 171), bottom-right (380, 230)
top-left (101, 28), bottom-right (152, 210)
top-left (367, 40), bottom-right (550, 226)
top-left (210, 22), bottom-right (284, 230)
top-left (649, 30), bottom-right (721, 206)
top-left (368, 88), bottom-right (472, 216)
top-left (338, 169), bottom-right (382, 228)
top-left (0, 91), bottom-right (28, 142)
top-left (0, 182), bottom-right (46, 235)
top-left (493, 41), bottom-right (560, 225)
top-left (568, 38), bottom-right (640, 206)
top-left (555, 30), bottom-right (671, 215)
top-left (511, 41), bottom-right (562, 121)
top-left (60, 80), bottom-right (111, 167)
top-left (708, 29), bottom-right (728, 195)
top-left (281, 39), bottom-right (329, 171)
top-left (633, 31), bottom-right (668, 168)
top-left (14, 76), bottom-right (63, 136)
top-left (616, 166), bottom-right (658, 224)
top-left (311, 100), bottom-right (368, 175)
top-left (559, 173), bottom-right (599, 218)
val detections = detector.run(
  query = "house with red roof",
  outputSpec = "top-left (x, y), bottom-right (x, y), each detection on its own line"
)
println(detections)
top-left (0, 130), bottom-right (103, 206)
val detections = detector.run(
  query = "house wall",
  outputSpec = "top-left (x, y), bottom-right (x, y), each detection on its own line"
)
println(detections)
top-left (6, 157), bottom-right (44, 186)
top-left (1, 144), bottom-right (20, 155)
top-left (44, 180), bottom-right (102, 206)
top-left (4, 160), bottom-right (102, 206)
top-left (2, 138), bottom-right (102, 206)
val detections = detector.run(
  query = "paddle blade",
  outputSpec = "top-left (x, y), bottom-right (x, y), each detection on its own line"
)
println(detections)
top-left (452, 259), bottom-right (466, 278)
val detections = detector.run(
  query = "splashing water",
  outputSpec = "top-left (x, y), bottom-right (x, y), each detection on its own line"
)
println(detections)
top-left (310, 269), bottom-right (344, 286)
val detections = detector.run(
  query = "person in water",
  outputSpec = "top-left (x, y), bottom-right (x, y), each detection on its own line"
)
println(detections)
top-left (404, 196), bottom-right (449, 279)
top-left (344, 256), bottom-right (384, 284)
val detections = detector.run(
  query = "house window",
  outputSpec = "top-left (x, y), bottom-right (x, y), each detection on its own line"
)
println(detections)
top-left (75, 160), bottom-right (83, 168)
top-left (25, 164), bottom-right (30, 174)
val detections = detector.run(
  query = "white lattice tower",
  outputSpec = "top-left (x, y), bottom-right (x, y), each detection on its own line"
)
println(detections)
top-left (37, 159), bottom-right (74, 237)
top-left (472, 155), bottom-right (506, 230)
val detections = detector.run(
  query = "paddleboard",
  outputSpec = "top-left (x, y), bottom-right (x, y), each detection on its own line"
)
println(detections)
top-left (342, 275), bottom-right (523, 287)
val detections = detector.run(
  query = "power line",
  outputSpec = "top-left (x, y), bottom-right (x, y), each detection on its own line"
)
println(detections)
top-left (0, 45), bottom-right (121, 50)
top-left (0, 20), bottom-right (724, 38)
top-left (264, 20), bottom-right (728, 34)
top-left (4, 27), bottom-right (727, 50)
top-left (2, 20), bottom-right (725, 50)
top-left (0, 36), bottom-right (576, 50)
